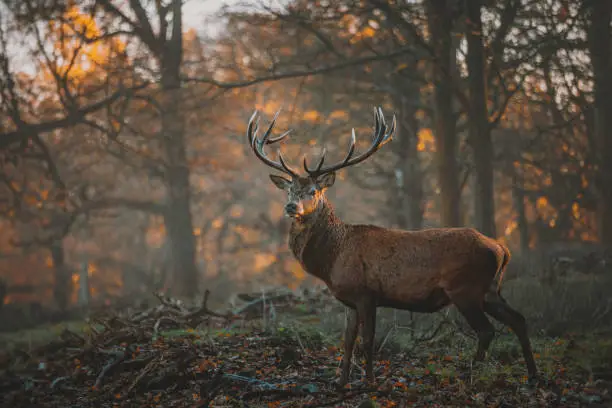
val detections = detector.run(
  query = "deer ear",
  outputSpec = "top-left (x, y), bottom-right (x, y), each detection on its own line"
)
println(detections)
top-left (317, 172), bottom-right (336, 189)
top-left (269, 174), bottom-right (292, 190)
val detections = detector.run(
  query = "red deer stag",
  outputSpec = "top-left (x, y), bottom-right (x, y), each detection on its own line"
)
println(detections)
top-left (246, 107), bottom-right (538, 386)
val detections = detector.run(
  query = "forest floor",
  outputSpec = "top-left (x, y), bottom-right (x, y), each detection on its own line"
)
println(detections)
top-left (1, 292), bottom-right (612, 407)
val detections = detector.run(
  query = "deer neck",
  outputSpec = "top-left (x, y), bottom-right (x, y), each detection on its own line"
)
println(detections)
top-left (288, 197), bottom-right (345, 284)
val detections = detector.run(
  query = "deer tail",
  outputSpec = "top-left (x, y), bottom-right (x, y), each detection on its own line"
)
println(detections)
top-left (495, 243), bottom-right (511, 297)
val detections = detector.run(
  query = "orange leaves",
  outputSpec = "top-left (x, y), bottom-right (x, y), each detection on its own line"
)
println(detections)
top-left (396, 63), bottom-right (409, 72)
top-left (44, 6), bottom-right (127, 83)
top-left (349, 22), bottom-right (378, 44)
top-left (328, 110), bottom-right (349, 121)
top-left (572, 202), bottom-right (580, 220)
top-left (417, 128), bottom-right (435, 152)
top-left (302, 109), bottom-right (349, 123)
top-left (535, 196), bottom-right (558, 227)
top-left (504, 220), bottom-right (518, 237)
top-left (197, 358), bottom-right (219, 372)
top-left (61, 6), bottom-right (102, 41)
top-left (260, 100), bottom-right (283, 116)
top-left (230, 205), bottom-right (244, 219)
top-left (581, 174), bottom-right (589, 189)
top-left (87, 262), bottom-right (97, 276)
top-left (302, 110), bottom-right (320, 122)
top-left (361, 26), bottom-right (376, 38)
top-left (536, 196), bottom-right (549, 209)
top-left (254, 253), bottom-right (277, 272)
top-left (212, 217), bottom-right (224, 229)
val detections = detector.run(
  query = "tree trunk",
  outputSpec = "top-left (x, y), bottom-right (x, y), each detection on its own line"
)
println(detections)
top-left (160, 0), bottom-right (199, 297)
top-left (512, 171), bottom-right (530, 253)
top-left (94, 0), bottom-right (199, 297)
top-left (465, 0), bottom-right (496, 237)
top-left (587, 1), bottom-right (612, 246)
top-left (50, 239), bottom-right (71, 311)
top-left (123, 221), bottom-right (149, 294)
top-left (426, 0), bottom-right (461, 227)
top-left (392, 78), bottom-right (424, 230)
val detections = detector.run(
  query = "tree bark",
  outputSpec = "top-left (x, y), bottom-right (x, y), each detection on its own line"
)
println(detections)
top-left (426, 0), bottom-right (461, 227)
top-left (587, 0), bottom-right (612, 246)
top-left (159, 0), bottom-right (199, 297)
top-left (392, 78), bottom-right (424, 230)
top-left (512, 171), bottom-right (530, 253)
top-left (96, 0), bottom-right (200, 297)
top-left (50, 239), bottom-right (71, 311)
top-left (465, 0), bottom-right (496, 237)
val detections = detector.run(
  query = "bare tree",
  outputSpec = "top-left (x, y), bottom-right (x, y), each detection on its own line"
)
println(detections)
top-left (95, 0), bottom-right (200, 297)
top-left (425, 0), bottom-right (461, 227)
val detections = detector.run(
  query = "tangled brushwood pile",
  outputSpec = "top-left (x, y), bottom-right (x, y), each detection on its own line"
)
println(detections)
top-left (0, 291), bottom-right (610, 408)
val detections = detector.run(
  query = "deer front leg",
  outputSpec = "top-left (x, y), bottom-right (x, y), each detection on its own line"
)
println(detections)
top-left (338, 307), bottom-right (358, 387)
top-left (359, 300), bottom-right (377, 385)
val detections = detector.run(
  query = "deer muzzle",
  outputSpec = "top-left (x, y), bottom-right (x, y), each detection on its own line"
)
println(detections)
top-left (284, 202), bottom-right (303, 218)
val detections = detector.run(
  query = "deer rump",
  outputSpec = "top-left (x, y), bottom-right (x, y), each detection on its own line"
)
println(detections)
top-left (299, 225), bottom-right (507, 313)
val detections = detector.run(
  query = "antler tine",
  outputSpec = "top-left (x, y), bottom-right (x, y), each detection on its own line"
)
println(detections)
top-left (267, 129), bottom-right (292, 144)
top-left (303, 147), bottom-right (327, 175)
top-left (246, 109), bottom-right (299, 178)
top-left (261, 109), bottom-right (286, 144)
top-left (306, 107), bottom-right (396, 178)
top-left (278, 148), bottom-right (299, 176)
top-left (340, 128), bottom-right (357, 166)
top-left (373, 106), bottom-right (382, 137)
top-left (247, 110), bottom-right (260, 146)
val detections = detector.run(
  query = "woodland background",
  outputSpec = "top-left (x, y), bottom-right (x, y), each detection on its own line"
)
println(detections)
top-left (1, 0), bottom-right (611, 335)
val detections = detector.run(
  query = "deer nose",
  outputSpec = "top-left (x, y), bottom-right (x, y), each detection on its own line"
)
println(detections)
top-left (285, 203), bottom-right (298, 214)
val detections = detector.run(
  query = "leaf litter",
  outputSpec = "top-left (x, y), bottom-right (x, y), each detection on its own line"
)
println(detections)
top-left (0, 290), bottom-right (610, 407)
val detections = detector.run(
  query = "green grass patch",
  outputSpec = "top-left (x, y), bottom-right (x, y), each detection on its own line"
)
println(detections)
top-left (0, 320), bottom-right (91, 352)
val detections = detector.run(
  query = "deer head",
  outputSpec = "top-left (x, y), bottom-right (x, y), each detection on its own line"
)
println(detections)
top-left (246, 107), bottom-right (396, 220)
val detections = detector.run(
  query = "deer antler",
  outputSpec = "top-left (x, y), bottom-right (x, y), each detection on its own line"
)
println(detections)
top-left (247, 109), bottom-right (300, 178)
top-left (303, 107), bottom-right (396, 178)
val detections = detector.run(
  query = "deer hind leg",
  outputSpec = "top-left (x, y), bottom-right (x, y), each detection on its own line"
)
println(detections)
top-left (338, 308), bottom-right (358, 387)
top-left (454, 302), bottom-right (496, 362)
top-left (359, 301), bottom-right (377, 385)
top-left (483, 296), bottom-right (538, 378)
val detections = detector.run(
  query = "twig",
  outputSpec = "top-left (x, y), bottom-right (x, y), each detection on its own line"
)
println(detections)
top-left (302, 386), bottom-right (378, 407)
top-left (240, 388), bottom-right (314, 400)
top-left (293, 326), bottom-right (309, 355)
top-left (153, 316), bottom-right (183, 334)
top-left (125, 357), bottom-right (159, 395)
top-left (94, 350), bottom-right (128, 389)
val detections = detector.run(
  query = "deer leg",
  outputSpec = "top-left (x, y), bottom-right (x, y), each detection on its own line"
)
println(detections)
top-left (484, 298), bottom-right (538, 379)
top-left (338, 308), bottom-right (358, 387)
top-left (359, 301), bottom-right (377, 385)
top-left (454, 303), bottom-right (495, 362)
